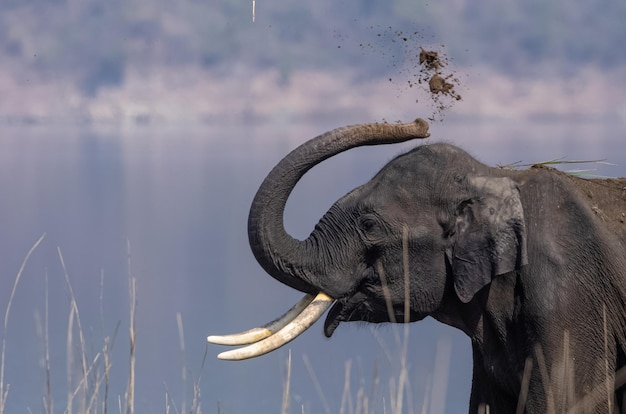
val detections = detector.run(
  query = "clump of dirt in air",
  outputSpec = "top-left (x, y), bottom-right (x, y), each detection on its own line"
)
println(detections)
top-left (352, 26), bottom-right (462, 121)
top-left (428, 73), bottom-right (454, 95)
top-left (356, 27), bottom-right (463, 122)
top-left (418, 49), bottom-right (440, 71)
top-left (415, 47), bottom-right (462, 121)
top-left (419, 49), bottom-right (455, 94)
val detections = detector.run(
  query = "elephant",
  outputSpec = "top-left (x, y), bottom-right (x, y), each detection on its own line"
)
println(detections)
top-left (208, 118), bottom-right (626, 413)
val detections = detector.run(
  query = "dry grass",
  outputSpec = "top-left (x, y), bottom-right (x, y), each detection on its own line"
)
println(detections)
top-left (0, 236), bottom-right (204, 414)
top-left (498, 158), bottom-right (617, 178)
top-left (0, 233), bottom-right (46, 412)
top-left (282, 350), bottom-right (292, 414)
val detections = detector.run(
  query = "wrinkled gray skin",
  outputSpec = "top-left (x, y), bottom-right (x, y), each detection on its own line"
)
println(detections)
top-left (248, 120), bottom-right (626, 413)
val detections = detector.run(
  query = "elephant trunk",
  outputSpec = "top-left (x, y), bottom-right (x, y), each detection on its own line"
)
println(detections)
top-left (248, 119), bottom-right (430, 297)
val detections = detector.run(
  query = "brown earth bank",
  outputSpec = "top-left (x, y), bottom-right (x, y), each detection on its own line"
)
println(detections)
top-left (569, 175), bottom-right (626, 229)
top-left (537, 166), bottom-right (626, 234)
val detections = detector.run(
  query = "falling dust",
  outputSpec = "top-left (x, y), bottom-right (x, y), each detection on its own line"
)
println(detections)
top-left (354, 27), bottom-right (464, 122)
top-left (391, 32), bottom-right (462, 122)
top-left (419, 49), bottom-right (461, 98)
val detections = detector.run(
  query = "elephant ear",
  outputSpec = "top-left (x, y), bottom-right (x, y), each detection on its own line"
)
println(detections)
top-left (446, 176), bottom-right (528, 303)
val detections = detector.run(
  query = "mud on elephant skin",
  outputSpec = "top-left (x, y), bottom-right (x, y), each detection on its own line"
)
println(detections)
top-left (209, 118), bottom-right (626, 413)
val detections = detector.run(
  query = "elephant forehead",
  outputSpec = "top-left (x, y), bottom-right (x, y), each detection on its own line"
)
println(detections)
top-left (352, 178), bottom-right (451, 227)
top-left (370, 165), bottom-right (435, 197)
top-left (358, 181), bottom-right (427, 214)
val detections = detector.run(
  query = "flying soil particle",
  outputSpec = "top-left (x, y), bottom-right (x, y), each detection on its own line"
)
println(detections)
top-left (356, 27), bottom-right (464, 121)
top-left (418, 49), bottom-right (462, 100)
top-left (419, 49), bottom-right (441, 71)
top-left (429, 74), bottom-right (452, 94)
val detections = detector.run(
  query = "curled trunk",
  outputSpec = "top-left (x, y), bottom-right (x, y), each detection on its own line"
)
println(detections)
top-left (248, 118), bottom-right (430, 296)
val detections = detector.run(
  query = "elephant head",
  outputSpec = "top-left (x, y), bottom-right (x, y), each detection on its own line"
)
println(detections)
top-left (208, 118), bottom-right (527, 360)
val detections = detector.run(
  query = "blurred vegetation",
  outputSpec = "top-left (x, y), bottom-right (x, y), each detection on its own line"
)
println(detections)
top-left (1, 0), bottom-right (624, 95)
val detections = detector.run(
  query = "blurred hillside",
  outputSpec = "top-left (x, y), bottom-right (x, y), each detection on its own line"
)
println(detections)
top-left (1, 0), bottom-right (625, 124)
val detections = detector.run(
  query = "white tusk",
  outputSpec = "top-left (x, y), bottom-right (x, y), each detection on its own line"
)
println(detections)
top-left (215, 292), bottom-right (334, 361)
top-left (207, 293), bottom-right (316, 345)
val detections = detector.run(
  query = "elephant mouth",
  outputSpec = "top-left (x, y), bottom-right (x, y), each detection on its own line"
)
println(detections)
top-left (323, 291), bottom-right (426, 337)
top-left (323, 292), bottom-right (372, 337)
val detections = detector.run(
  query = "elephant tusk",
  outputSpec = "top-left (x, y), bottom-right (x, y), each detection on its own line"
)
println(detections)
top-left (211, 292), bottom-right (334, 361)
top-left (207, 293), bottom-right (316, 345)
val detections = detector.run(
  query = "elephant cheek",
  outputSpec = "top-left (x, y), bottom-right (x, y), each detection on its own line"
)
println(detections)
top-left (410, 274), bottom-right (448, 315)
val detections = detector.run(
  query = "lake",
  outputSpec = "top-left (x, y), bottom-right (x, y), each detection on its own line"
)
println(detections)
top-left (0, 119), bottom-right (624, 413)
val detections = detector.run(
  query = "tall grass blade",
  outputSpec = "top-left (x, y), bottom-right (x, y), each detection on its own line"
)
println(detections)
top-left (428, 339), bottom-right (451, 414)
top-left (58, 246), bottom-right (90, 413)
top-left (176, 312), bottom-right (187, 414)
top-left (533, 344), bottom-right (555, 414)
top-left (393, 226), bottom-right (411, 414)
top-left (339, 359), bottom-right (352, 414)
top-left (302, 354), bottom-right (331, 414)
top-left (515, 357), bottom-right (533, 414)
top-left (0, 233), bottom-right (45, 413)
top-left (189, 344), bottom-right (207, 414)
top-left (44, 270), bottom-right (52, 414)
top-left (125, 239), bottom-right (137, 414)
top-left (281, 350), bottom-right (292, 414)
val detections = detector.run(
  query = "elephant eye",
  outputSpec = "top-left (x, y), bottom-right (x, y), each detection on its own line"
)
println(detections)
top-left (360, 217), bottom-right (377, 232)
top-left (357, 214), bottom-right (386, 243)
